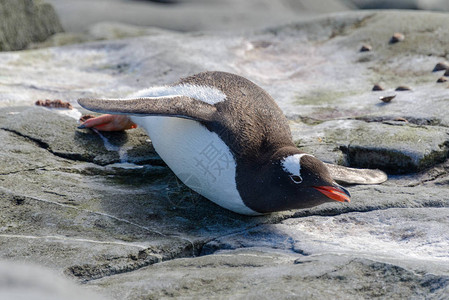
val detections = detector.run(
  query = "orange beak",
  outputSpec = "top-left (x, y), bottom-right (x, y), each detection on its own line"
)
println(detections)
top-left (313, 185), bottom-right (351, 203)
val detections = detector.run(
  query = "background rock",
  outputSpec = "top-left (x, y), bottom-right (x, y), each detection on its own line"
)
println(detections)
top-left (0, 0), bottom-right (63, 51)
top-left (44, 0), bottom-right (449, 35)
top-left (347, 0), bottom-right (449, 11)
top-left (0, 9), bottom-right (448, 299)
top-left (45, 0), bottom-right (353, 33)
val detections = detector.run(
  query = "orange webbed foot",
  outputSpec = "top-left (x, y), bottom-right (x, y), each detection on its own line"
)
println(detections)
top-left (78, 114), bottom-right (137, 131)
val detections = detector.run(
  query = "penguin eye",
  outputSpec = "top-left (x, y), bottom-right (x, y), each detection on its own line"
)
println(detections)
top-left (289, 175), bottom-right (303, 184)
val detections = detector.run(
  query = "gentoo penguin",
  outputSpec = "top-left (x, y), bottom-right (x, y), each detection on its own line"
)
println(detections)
top-left (78, 71), bottom-right (386, 215)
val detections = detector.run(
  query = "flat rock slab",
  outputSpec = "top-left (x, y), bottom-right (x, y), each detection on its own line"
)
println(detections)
top-left (0, 9), bottom-right (448, 299)
top-left (2, 106), bottom-right (160, 166)
top-left (93, 207), bottom-right (449, 299)
top-left (86, 249), bottom-right (449, 299)
top-left (204, 208), bottom-right (449, 262)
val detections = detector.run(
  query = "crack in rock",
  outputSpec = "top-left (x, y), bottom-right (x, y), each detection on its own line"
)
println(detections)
top-left (65, 248), bottom-right (162, 283)
top-left (1, 127), bottom-right (96, 164)
top-left (0, 234), bottom-right (148, 250)
top-left (67, 241), bottom-right (205, 283)
top-left (1, 107), bottom-right (162, 167)
top-left (0, 187), bottom-right (167, 237)
top-left (355, 116), bottom-right (445, 127)
top-left (0, 165), bottom-right (49, 176)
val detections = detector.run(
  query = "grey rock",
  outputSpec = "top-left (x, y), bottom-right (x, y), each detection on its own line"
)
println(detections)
top-left (86, 249), bottom-right (449, 299)
top-left (2, 107), bottom-right (160, 166)
top-left (34, 22), bottom-right (171, 49)
top-left (204, 208), bottom-right (449, 260)
top-left (292, 120), bottom-right (449, 173)
top-left (0, 0), bottom-right (63, 51)
top-left (0, 9), bottom-right (448, 300)
top-left (347, 0), bottom-right (421, 9)
top-left (418, 0), bottom-right (449, 11)
top-left (45, 0), bottom-right (353, 33)
top-left (347, 0), bottom-right (449, 11)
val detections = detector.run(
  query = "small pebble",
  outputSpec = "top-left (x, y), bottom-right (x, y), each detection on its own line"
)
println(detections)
top-left (389, 32), bottom-right (405, 44)
top-left (35, 99), bottom-right (73, 109)
top-left (432, 62), bottom-right (449, 72)
top-left (437, 77), bottom-right (448, 83)
top-left (394, 117), bottom-right (408, 122)
top-left (360, 44), bottom-right (372, 52)
top-left (372, 84), bottom-right (384, 91)
top-left (379, 95), bottom-right (396, 103)
top-left (395, 86), bottom-right (412, 91)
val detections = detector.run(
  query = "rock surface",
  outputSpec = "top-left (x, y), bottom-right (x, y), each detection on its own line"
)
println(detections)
top-left (0, 0), bottom-right (63, 51)
top-left (0, 10), bottom-right (448, 299)
top-left (45, 0), bottom-right (353, 33)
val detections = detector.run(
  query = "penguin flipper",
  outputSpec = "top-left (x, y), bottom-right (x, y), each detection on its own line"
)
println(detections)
top-left (324, 163), bottom-right (388, 185)
top-left (78, 96), bottom-right (217, 122)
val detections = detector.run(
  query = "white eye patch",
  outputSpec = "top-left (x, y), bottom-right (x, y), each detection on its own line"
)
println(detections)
top-left (281, 154), bottom-right (313, 183)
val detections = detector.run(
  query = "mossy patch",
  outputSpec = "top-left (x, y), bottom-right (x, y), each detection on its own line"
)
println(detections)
top-left (294, 90), bottom-right (352, 106)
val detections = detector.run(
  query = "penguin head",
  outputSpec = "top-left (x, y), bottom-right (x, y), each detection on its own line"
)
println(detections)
top-left (243, 150), bottom-right (350, 213)
top-left (272, 152), bottom-right (351, 211)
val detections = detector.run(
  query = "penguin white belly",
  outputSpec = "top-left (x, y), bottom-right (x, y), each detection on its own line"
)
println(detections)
top-left (131, 116), bottom-right (259, 215)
